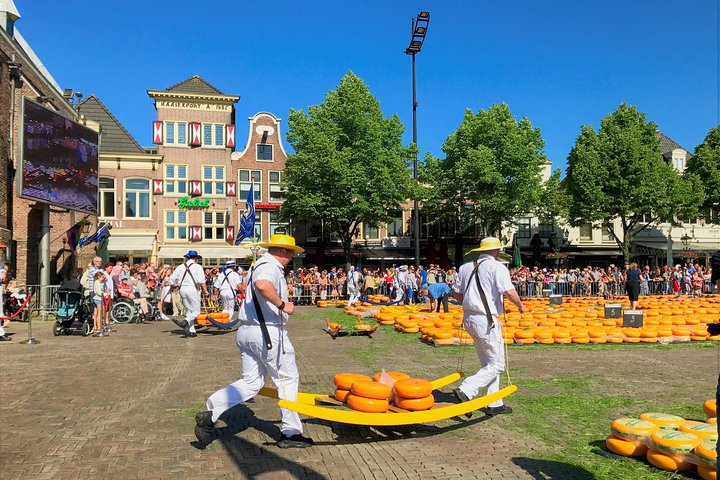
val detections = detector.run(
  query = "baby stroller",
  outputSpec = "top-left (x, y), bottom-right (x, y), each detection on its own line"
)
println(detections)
top-left (53, 280), bottom-right (93, 336)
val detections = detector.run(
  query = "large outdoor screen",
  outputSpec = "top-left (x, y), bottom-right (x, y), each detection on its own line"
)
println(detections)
top-left (18, 97), bottom-right (99, 214)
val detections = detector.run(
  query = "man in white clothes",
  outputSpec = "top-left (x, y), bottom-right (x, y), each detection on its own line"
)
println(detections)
top-left (451, 237), bottom-right (525, 416)
top-left (346, 266), bottom-right (362, 306)
top-left (169, 250), bottom-right (208, 337)
top-left (394, 265), bottom-right (408, 303)
top-left (213, 260), bottom-right (241, 318)
top-left (195, 234), bottom-right (313, 449)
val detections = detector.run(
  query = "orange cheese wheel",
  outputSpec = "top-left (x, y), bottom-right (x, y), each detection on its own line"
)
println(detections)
top-left (554, 337), bottom-right (572, 344)
top-left (334, 388), bottom-right (350, 403)
top-left (646, 449), bottom-right (694, 472)
top-left (403, 326), bottom-right (420, 333)
top-left (605, 435), bottom-right (648, 457)
top-left (434, 337), bottom-right (455, 345)
top-left (373, 371), bottom-right (410, 382)
top-left (393, 378), bottom-right (433, 399)
top-left (647, 430), bottom-right (702, 455)
top-left (703, 399), bottom-right (717, 418)
top-left (394, 394), bottom-right (434, 411)
top-left (639, 412), bottom-right (686, 430)
top-left (610, 418), bottom-right (659, 441)
top-left (679, 421), bottom-right (718, 440)
top-left (433, 330), bottom-right (453, 339)
top-left (706, 417), bottom-right (716, 426)
top-left (350, 381), bottom-right (392, 400)
top-left (333, 373), bottom-right (372, 390)
top-left (695, 438), bottom-right (718, 468)
top-left (698, 465), bottom-right (717, 480)
top-left (347, 394), bottom-right (389, 413)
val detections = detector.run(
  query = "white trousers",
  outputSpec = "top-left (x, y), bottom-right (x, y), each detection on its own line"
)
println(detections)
top-left (180, 287), bottom-right (201, 326)
top-left (458, 312), bottom-right (506, 408)
top-left (394, 287), bottom-right (405, 303)
top-left (219, 290), bottom-right (236, 317)
top-left (206, 324), bottom-right (303, 436)
top-left (348, 287), bottom-right (359, 306)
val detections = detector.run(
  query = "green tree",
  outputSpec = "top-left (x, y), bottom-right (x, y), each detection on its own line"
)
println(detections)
top-left (282, 72), bottom-right (412, 265)
top-left (565, 103), bottom-right (704, 262)
top-left (686, 125), bottom-right (720, 222)
top-left (419, 104), bottom-right (548, 264)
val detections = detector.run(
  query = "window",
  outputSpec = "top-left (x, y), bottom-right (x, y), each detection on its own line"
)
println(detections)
top-left (386, 212), bottom-right (403, 237)
top-left (203, 211), bottom-right (226, 241)
top-left (202, 123), bottom-right (224, 147)
top-left (538, 223), bottom-right (554, 238)
top-left (239, 169), bottom-right (261, 201)
top-left (682, 217), bottom-right (697, 225)
top-left (364, 224), bottom-right (379, 240)
top-left (269, 212), bottom-right (290, 237)
top-left (257, 144), bottom-right (273, 161)
top-left (269, 171), bottom-right (285, 201)
top-left (672, 156), bottom-right (685, 172)
top-left (602, 225), bottom-right (614, 242)
top-left (701, 207), bottom-right (719, 224)
top-left (164, 164), bottom-right (187, 195)
top-left (164, 122), bottom-right (187, 146)
top-left (517, 218), bottom-right (531, 238)
top-left (165, 210), bottom-right (187, 240)
top-left (98, 177), bottom-right (116, 218)
top-left (238, 211), bottom-right (261, 241)
top-left (124, 178), bottom-right (150, 219)
top-left (203, 166), bottom-right (225, 196)
top-left (579, 223), bottom-right (593, 241)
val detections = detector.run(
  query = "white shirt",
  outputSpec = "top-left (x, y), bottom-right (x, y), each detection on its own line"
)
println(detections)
top-left (452, 254), bottom-right (515, 317)
top-left (244, 253), bottom-right (288, 325)
top-left (347, 270), bottom-right (361, 290)
top-left (169, 260), bottom-right (206, 289)
top-left (214, 269), bottom-right (241, 293)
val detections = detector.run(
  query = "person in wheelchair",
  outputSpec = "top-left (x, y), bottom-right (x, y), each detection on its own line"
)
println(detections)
top-left (133, 271), bottom-right (157, 320)
top-left (118, 275), bottom-right (149, 322)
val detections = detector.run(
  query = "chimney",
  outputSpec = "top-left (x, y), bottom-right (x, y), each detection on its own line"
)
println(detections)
top-left (0, 0), bottom-right (20, 37)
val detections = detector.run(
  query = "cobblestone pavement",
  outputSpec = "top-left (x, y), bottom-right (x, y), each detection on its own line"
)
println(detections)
top-left (1, 310), bottom-right (672, 480)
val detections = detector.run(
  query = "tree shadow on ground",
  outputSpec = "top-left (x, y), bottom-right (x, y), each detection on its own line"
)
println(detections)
top-left (190, 404), bottom-right (328, 479)
top-left (511, 457), bottom-right (594, 480)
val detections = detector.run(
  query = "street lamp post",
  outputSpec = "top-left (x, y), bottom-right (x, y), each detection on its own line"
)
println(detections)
top-left (405, 11), bottom-right (430, 268)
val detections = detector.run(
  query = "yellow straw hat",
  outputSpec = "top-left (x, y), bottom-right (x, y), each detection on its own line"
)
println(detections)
top-left (467, 236), bottom-right (503, 255)
top-left (258, 234), bottom-right (305, 253)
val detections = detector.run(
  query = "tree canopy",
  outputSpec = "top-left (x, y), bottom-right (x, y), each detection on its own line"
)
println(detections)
top-left (686, 125), bottom-right (720, 222)
top-left (282, 72), bottom-right (412, 264)
top-left (565, 103), bottom-right (704, 261)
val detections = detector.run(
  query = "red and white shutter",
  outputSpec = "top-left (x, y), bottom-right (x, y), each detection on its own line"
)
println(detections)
top-left (189, 180), bottom-right (202, 196)
top-left (226, 181), bottom-right (236, 196)
top-left (225, 125), bottom-right (235, 148)
top-left (226, 226), bottom-right (234, 243)
top-left (190, 226), bottom-right (202, 242)
top-left (152, 121), bottom-right (163, 144)
top-left (153, 179), bottom-right (163, 195)
top-left (189, 122), bottom-right (202, 146)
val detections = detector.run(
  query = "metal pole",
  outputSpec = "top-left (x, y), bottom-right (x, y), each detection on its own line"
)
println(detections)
top-left (39, 204), bottom-right (51, 320)
top-left (23, 286), bottom-right (40, 344)
top-left (412, 50), bottom-right (420, 268)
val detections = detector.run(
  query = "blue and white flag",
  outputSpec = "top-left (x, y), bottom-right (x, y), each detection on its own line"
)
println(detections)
top-left (79, 222), bottom-right (111, 248)
top-left (235, 182), bottom-right (255, 245)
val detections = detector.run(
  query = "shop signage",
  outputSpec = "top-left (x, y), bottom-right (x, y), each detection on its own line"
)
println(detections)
top-left (156, 100), bottom-right (231, 111)
top-left (178, 196), bottom-right (210, 209)
top-left (255, 203), bottom-right (282, 209)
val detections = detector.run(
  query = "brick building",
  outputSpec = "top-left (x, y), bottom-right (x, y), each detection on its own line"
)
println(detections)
top-left (1, 1), bottom-right (95, 285)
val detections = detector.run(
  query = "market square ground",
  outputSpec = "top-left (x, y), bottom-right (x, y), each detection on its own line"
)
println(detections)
top-left (1, 308), bottom-right (717, 480)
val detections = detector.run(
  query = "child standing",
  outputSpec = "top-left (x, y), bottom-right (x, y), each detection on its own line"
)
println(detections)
top-left (92, 271), bottom-right (105, 335)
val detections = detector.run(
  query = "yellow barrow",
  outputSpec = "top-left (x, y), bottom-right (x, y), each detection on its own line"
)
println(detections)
top-left (258, 372), bottom-right (517, 426)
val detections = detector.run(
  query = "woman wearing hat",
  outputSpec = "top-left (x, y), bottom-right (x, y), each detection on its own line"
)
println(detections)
top-left (451, 237), bottom-right (525, 416)
top-left (196, 234), bottom-right (313, 449)
top-left (213, 261), bottom-right (242, 319)
top-left (168, 250), bottom-right (208, 337)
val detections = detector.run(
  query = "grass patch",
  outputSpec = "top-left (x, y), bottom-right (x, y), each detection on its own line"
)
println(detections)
top-left (164, 403), bottom-right (205, 419)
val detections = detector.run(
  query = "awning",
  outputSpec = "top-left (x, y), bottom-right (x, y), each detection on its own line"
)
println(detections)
top-left (108, 235), bottom-right (155, 253)
top-left (157, 245), bottom-right (254, 259)
top-left (362, 248), bottom-right (416, 261)
top-left (635, 241), bottom-right (720, 252)
top-left (567, 249), bottom-right (622, 257)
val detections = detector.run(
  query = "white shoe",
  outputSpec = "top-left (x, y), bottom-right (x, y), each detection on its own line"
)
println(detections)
top-left (160, 313), bottom-right (170, 321)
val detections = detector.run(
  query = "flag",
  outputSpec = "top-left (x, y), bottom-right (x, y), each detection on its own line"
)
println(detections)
top-left (65, 219), bottom-right (90, 252)
top-left (513, 233), bottom-right (522, 268)
top-left (79, 222), bottom-right (112, 248)
top-left (235, 182), bottom-right (255, 245)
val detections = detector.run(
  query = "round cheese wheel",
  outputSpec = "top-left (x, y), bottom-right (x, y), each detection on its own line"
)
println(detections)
top-left (350, 381), bottom-right (392, 400)
top-left (394, 394), bottom-right (435, 411)
top-left (694, 437), bottom-right (718, 468)
top-left (706, 417), bottom-right (716, 426)
top-left (393, 378), bottom-right (433, 399)
top-left (698, 464), bottom-right (717, 480)
top-left (610, 418), bottom-right (659, 441)
top-left (703, 399), bottom-right (717, 418)
top-left (347, 394), bottom-right (389, 413)
top-left (373, 371), bottom-right (410, 382)
top-left (333, 373), bottom-right (372, 390)
top-left (334, 388), bottom-right (350, 403)
top-left (646, 449), bottom-right (694, 472)
top-left (605, 435), bottom-right (648, 457)
top-left (639, 412), bottom-right (686, 430)
top-left (679, 421), bottom-right (718, 440)
top-left (434, 337), bottom-right (455, 345)
top-left (647, 429), bottom-right (702, 455)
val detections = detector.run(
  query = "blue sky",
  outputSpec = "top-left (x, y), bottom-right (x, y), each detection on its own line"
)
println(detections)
top-left (16, 1), bottom-right (719, 173)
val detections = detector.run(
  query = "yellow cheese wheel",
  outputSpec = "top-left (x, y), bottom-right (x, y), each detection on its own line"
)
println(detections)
top-left (334, 388), bottom-right (350, 402)
top-left (333, 373), bottom-right (372, 390)
top-left (639, 412), bottom-right (686, 430)
top-left (679, 421), bottom-right (718, 440)
top-left (698, 464), bottom-right (717, 480)
top-left (704, 399), bottom-right (717, 418)
top-left (706, 417), bottom-right (716, 426)
top-left (605, 435), bottom-right (648, 457)
top-left (393, 378), bottom-right (433, 399)
top-left (394, 394), bottom-right (435, 411)
top-left (647, 429), bottom-right (702, 455)
top-left (694, 437), bottom-right (718, 468)
top-left (433, 330), bottom-right (453, 339)
top-left (403, 326), bottom-right (420, 333)
top-left (434, 337), bottom-right (455, 345)
top-left (350, 381), bottom-right (392, 400)
top-left (610, 418), bottom-right (659, 441)
top-left (347, 394), bottom-right (389, 413)
top-left (646, 449), bottom-right (694, 472)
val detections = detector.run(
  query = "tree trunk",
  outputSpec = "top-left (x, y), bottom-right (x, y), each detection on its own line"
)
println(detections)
top-left (343, 237), bottom-right (352, 270)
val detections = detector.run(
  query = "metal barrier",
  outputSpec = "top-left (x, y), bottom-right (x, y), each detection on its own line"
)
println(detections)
top-left (513, 279), bottom-right (718, 297)
top-left (22, 284), bottom-right (61, 319)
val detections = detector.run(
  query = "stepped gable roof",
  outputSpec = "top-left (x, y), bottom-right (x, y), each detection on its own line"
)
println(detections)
top-left (164, 75), bottom-right (225, 96)
top-left (77, 95), bottom-right (145, 154)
